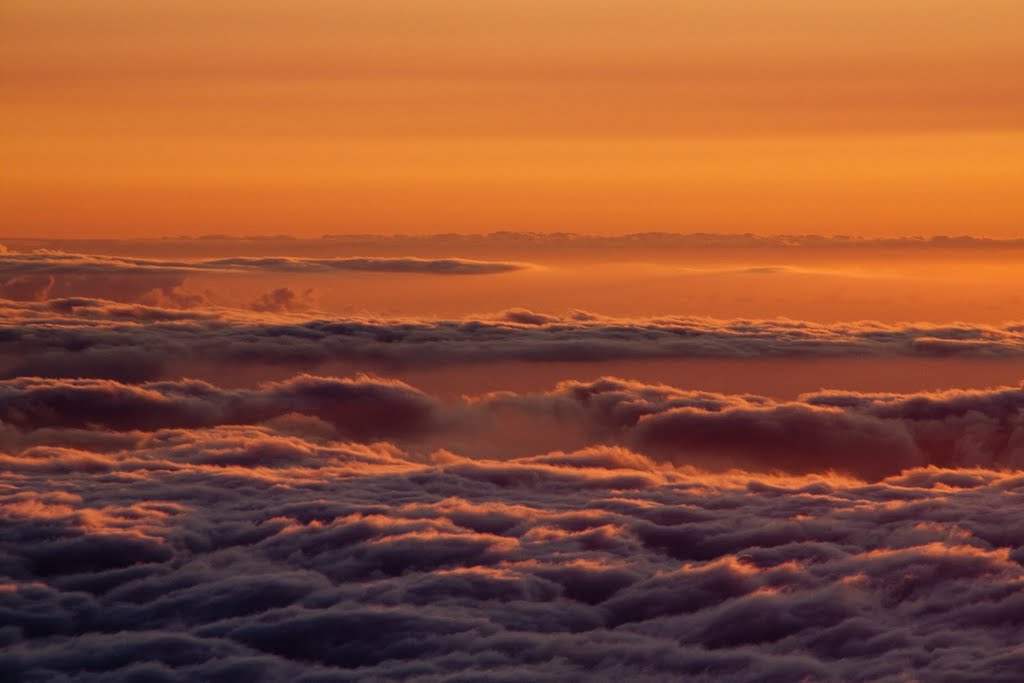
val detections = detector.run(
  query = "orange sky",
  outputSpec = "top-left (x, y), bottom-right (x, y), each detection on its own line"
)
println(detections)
top-left (2, 0), bottom-right (1023, 237)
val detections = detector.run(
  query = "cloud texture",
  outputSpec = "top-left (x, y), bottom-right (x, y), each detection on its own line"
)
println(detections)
top-left (3, 238), bottom-right (1024, 680)
top-left (4, 414), bottom-right (1024, 680)
top-left (2, 298), bottom-right (1023, 382)
top-left (3, 373), bottom-right (1024, 480)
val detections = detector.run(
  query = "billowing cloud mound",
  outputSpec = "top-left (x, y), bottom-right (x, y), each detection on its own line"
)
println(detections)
top-left (3, 373), bottom-right (1024, 479)
top-left (483, 377), bottom-right (1024, 479)
top-left (3, 423), bottom-right (1024, 681)
top-left (0, 374), bottom-right (443, 441)
top-left (2, 299), bottom-right (1023, 382)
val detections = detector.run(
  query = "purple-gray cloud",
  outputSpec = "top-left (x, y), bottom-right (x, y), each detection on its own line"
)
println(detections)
top-left (0, 252), bottom-right (526, 309)
top-left (3, 373), bottom-right (1024, 479)
top-left (0, 374), bottom-right (443, 442)
top-left (1, 299), bottom-right (1023, 383)
top-left (3, 232), bottom-right (1024, 680)
top-left (3, 422), bottom-right (1024, 681)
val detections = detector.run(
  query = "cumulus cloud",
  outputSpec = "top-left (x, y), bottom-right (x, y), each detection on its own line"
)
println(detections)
top-left (483, 377), bottom-right (1024, 478)
top-left (3, 418), bottom-right (1024, 680)
top-left (0, 374), bottom-right (445, 442)
top-left (248, 287), bottom-right (317, 313)
top-left (3, 373), bottom-right (1024, 478)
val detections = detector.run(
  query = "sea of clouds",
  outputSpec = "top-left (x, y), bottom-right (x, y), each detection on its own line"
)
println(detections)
top-left (6, 417), bottom-right (1024, 681)
top-left (3, 245), bottom-right (1024, 681)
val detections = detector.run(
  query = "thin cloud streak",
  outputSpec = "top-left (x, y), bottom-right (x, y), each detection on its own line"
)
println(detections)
top-left (0, 251), bottom-right (527, 278)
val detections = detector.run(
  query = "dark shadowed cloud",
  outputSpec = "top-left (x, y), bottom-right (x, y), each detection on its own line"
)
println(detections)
top-left (4, 419), bottom-right (1024, 681)
top-left (3, 373), bottom-right (1024, 479)
top-left (1, 299), bottom-right (1023, 382)
top-left (481, 376), bottom-right (1024, 479)
top-left (0, 374), bottom-right (444, 442)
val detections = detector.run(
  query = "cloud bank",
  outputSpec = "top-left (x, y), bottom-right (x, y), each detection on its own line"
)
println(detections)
top-left (0, 252), bottom-right (526, 278)
top-left (482, 377), bottom-right (1024, 479)
top-left (2, 299), bottom-right (1023, 382)
top-left (0, 252), bottom-right (526, 307)
top-left (3, 373), bottom-right (1024, 480)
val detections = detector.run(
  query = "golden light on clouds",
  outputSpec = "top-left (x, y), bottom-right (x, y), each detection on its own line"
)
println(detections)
top-left (6, 5), bottom-right (1024, 680)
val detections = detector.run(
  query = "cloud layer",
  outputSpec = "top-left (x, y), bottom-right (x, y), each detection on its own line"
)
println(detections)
top-left (2, 298), bottom-right (1023, 382)
top-left (0, 251), bottom-right (526, 308)
top-left (3, 237), bottom-right (1024, 680)
top-left (0, 252), bottom-right (526, 278)
top-left (4, 417), bottom-right (1024, 680)
top-left (3, 373), bottom-right (1024, 480)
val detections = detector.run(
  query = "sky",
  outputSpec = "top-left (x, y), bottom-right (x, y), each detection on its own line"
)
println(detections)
top-left (4, 3), bottom-right (1024, 681)
top-left (3, 0), bottom-right (1024, 236)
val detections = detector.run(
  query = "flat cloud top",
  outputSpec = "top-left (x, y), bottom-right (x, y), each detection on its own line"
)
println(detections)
top-left (0, 251), bottom-right (527, 276)
top-left (4, 414), bottom-right (1024, 680)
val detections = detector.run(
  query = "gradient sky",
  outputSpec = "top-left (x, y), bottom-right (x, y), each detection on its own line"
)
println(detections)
top-left (3, 0), bottom-right (1023, 237)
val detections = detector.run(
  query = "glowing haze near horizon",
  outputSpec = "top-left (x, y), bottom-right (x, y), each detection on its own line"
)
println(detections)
top-left (3, 0), bottom-right (1024, 237)
top-left (3, 3), bottom-right (1024, 682)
